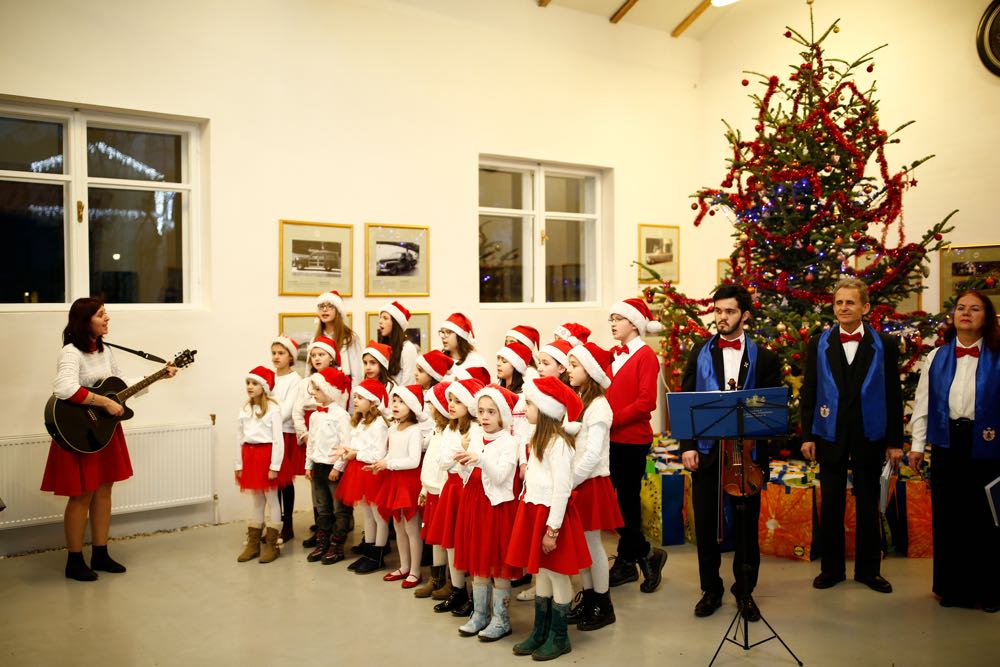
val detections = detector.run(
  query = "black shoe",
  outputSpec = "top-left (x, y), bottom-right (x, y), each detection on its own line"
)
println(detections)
top-left (452, 596), bottom-right (474, 617)
top-left (608, 556), bottom-right (638, 587)
top-left (302, 532), bottom-right (318, 549)
top-left (566, 590), bottom-right (590, 624)
top-left (347, 543), bottom-right (373, 571)
top-left (90, 546), bottom-right (126, 574)
top-left (812, 572), bottom-right (846, 589)
top-left (739, 596), bottom-right (761, 622)
top-left (65, 552), bottom-right (98, 582)
top-left (638, 548), bottom-right (667, 593)
top-left (854, 574), bottom-right (892, 594)
top-left (694, 591), bottom-right (723, 617)
top-left (983, 602), bottom-right (999, 614)
top-left (577, 591), bottom-right (615, 631)
top-left (353, 545), bottom-right (386, 574)
top-left (434, 586), bottom-right (468, 614)
top-left (510, 572), bottom-right (533, 588)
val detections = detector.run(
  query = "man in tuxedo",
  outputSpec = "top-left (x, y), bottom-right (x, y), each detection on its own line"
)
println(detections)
top-left (800, 278), bottom-right (903, 593)
top-left (679, 285), bottom-right (781, 622)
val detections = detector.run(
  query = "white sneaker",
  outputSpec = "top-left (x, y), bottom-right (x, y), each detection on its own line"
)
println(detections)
top-left (516, 586), bottom-right (536, 601)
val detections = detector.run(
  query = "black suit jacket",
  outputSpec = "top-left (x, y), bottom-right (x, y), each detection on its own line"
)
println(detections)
top-left (677, 336), bottom-right (782, 457)
top-left (799, 325), bottom-right (903, 464)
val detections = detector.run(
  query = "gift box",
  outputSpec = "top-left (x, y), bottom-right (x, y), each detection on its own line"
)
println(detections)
top-left (903, 479), bottom-right (933, 558)
top-left (639, 464), bottom-right (688, 547)
top-left (758, 482), bottom-right (817, 561)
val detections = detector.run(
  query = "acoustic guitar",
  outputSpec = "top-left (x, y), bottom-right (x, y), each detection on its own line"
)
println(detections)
top-left (44, 349), bottom-right (197, 454)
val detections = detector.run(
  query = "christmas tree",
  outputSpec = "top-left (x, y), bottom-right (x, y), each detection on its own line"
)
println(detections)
top-left (640, 12), bottom-right (989, 436)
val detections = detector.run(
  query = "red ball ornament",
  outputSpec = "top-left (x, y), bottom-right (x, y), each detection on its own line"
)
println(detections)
top-left (866, 64), bottom-right (874, 73)
top-left (851, 232), bottom-right (862, 241)
top-left (708, 209), bottom-right (716, 216)
top-left (784, 30), bottom-right (792, 38)
top-left (805, 273), bottom-right (815, 283)
top-left (747, 239), bottom-right (756, 248)
top-left (691, 202), bottom-right (699, 210)
top-left (934, 233), bottom-right (942, 241)
top-left (792, 353), bottom-right (801, 361)
top-left (987, 277), bottom-right (997, 288)
top-left (742, 79), bottom-right (750, 86)
top-left (798, 328), bottom-right (809, 337)
top-left (806, 244), bottom-right (815, 253)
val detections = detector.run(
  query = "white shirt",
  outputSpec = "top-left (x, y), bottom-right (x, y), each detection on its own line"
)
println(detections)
top-left (292, 379), bottom-right (318, 440)
top-left (839, 324), bottom-right (864, 366)
top-left (611, 336), bottom-right (645, 376)
top-left (909, 339), bottom-right (982, 453)
top-left (393, 339), bottom-right (419, 387)
top-left (352, 418), bottom-right (389, 464)
top-left (385, 422), bottom-right (423, 471)
top-left (460, 429), bottom-right (518, 506)
top-left (234, 404), bottom-right (284, 472)
top-left (305, 403), bottom-right (352, 470)
top-left (420, 428), bottom-right (449, 495)
top-left (437, 424), bottom-right (482, 483)
top-left (522, 435), bottom-right (575, 529)
top-left (572, 396), bottom-right (613, 487)
top-left (720, 333), bottom-right (746, 389)
top-left (272, 371), bottom-right (302, 434)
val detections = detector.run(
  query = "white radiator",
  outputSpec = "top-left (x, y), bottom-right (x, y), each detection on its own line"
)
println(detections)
top-left (0, 422), bottom-right (214, 529)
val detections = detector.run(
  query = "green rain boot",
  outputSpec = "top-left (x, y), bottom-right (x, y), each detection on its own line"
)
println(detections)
top-left (531, 601), bottom-right (571, 661)
top-left (513, 596), bottom-right (552, 656)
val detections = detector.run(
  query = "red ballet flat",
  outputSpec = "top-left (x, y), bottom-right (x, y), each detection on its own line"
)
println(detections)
top-left (383, 570), bottom-right (406, 582)
top-left (401, 575), bottom-right (422, 589)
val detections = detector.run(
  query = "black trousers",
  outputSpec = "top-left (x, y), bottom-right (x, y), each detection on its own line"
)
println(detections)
top-left (310, 463), bottom-right (352, 539)
top-left (691, 450), bottom-right (762, 596)
top-left (609, 442), bottom-right (651, 561)
top-left (817, 442), bottom-right (882, 579)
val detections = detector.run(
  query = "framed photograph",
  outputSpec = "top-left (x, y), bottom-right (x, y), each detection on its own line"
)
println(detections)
top-left (717, 258), bottom-right (732, 284)
top-left (365, 223), bottom-right (429, 296)
top-left (638, 224), bottom-right (680, 284)
top-left (855, 251), bottom-right (923, 312)
top-left (365, 311), bottom-right (433, 354)
top-left (278, 312), bottom-right (352, 374)
top-left (940, 244), bottom-right (1000, 311)
top-left (279, 220), bottom-right (353, 296)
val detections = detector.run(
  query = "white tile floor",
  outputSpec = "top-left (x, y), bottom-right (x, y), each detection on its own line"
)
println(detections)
top-left (0, 517), bottom-right (995, 667)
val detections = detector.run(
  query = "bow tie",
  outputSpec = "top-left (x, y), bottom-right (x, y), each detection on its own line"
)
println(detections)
top-left (718, 338), bottom-right (741, 350)
top-left (611, 344), bottom-right (629, 357)
top-left (839, 332), bottom-right (862, 344)
top-left (315, 406), bottom-right (329, 413)
top-left (956, 346), bottom-right (980, 359)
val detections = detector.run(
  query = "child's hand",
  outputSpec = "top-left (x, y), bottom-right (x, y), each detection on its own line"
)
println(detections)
top-left (460, 432), bottom-right (471, 451)
top-left (300, 433), bottom-right (309, 445)
top-left (268, 470), bottom-right (278, 480)
top-left (332, 446), bottom-right (346, 459)
top-left (346, 449), bottom-right (357, 461)
top-left (542, 533), bottom-right (557, 554)
top-left (328, 469), bottom-right (340, 482)
top-left (417, 492), bottom-right (426, 507)
top-left (369, 459), bottom-right (388, 473)
top-left (454, 451), bottom-right (478, 466)
top-left (305, 470), bottom-right (313, 481)
top-left (234, 470), bottom-right (242, 484)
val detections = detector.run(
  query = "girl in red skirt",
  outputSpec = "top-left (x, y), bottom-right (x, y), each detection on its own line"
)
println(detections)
top-left (235, 366), bottom-right (286, 564)
top-left (370, 384), bottom-right (426, 588)
top-left (413, 381), bottom-right (453, 599)
top-left (42, 298), bottom-right (177, 581)
top-left (271, 336), bottom-right (303, 541)
top-left (452, 384), bottom-right (522, 641)
top-left (565, 343), bottom-right (624, 631)
top-left (337, 379), bottom-right (390, 574)
top-left (507, 376), bottom-right (591, 661)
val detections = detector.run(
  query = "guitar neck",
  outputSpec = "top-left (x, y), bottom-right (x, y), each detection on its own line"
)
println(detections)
top-left (118, 367), bottom-right (170, 401)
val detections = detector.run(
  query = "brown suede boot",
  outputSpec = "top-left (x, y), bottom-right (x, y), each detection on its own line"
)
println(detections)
top-left (259, 526), bottom-right (280, 563)
top-left (414, 565), bottom-right (444, 598)
top-left (432, 577), bottom-right (454, 601)
top-left (238, 526), bottom-right (262, 563)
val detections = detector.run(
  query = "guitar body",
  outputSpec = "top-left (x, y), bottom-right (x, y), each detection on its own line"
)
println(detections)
top-left (44, 376), bottom-right (135, 454)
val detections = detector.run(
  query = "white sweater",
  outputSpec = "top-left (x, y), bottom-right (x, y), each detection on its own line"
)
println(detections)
top-left (53, 344), bottom-right (119, 399)
top-left (437, 424), bottom-right (482, 483)
top-left (522, 436), bottom-right (574, 529)
top-left (353, 418), bottom-right (389, 464)
top-left (459, 429), bottom-right (517, 506)
top-left (420, 429), bottom-right (449, 495)
top-left (392, 339), bottom-right (419, 387)
top-left (272, 371), bottom-right (302, 435)
top-left (386, 423), bottom-right (423, 471)
top-left (234, 404), bottom-right (284, 472)
top-left (572, 396), bottom-right (613, 487)
top-left (305, 404), bottom-right (352, 470)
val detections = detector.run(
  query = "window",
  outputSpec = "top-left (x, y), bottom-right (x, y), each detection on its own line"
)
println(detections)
top-left (479, 159), bottom-right (600, 305)
top-left (0, 103), bottom-right (201, 306)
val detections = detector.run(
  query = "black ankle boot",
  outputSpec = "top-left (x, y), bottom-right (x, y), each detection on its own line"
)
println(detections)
top-left (348, 542), bottom-right (374, 571)
top-left (566, 589), bottom-right (592, 624)
top-left (353, 544), bottom-right (386, 574)
top-left (65, 551), bottom-right (98, 581)
top-left (577, 591), bottom-right (616, 631)
top-left (90, 545), bottom-right (126, 573)
top-left (434, 584), bottom-right (468, 613)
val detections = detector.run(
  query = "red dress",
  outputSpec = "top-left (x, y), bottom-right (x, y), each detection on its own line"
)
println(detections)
top-left (506, 499), bottom-right (591, 576)
top-left (41, 425), bottom-right (132, 497)
top-left (453, 468), bottom-right (522, 580)
top-left (375, 467), bottom-right (422, 521)
top-left (573, 475), bottom-right (624, 532)
top-left (277, 432), bottom-right (301, 484)
top-left (238, 443), bottom-right (282, 491)
top-left (336, 458), bottom-right (385, 506)
top-left (425, 472), bottom-right (463, 548)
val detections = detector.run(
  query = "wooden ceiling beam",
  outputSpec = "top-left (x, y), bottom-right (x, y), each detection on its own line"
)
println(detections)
top-left (610, 0), bottom-right (639, 24)
top-left (671, 0), bottom-right (711, 37)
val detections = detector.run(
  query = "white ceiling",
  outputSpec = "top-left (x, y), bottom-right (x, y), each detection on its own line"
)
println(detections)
top-left (543, 0), bottom-right (735, 40)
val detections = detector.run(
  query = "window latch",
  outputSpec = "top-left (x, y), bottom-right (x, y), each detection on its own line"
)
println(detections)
top-left (76, 200), bottom-right (84, 223)
top-left (540, 229), bottom-right (549, 245)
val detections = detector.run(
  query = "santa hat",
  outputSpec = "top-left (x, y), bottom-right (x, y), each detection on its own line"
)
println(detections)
top-left (569, 343), bottom-right (612, 389)
top-left (440, 312), bottom-right (475, 343)
top-left (391, 384), bottom-right (427, 421)
top-left (446, 378), bottom-right (486, 412)
top-left (429, 381), bottom-right (452, 419)
top-left (524, 376), bottom-right (584, 435)
top-left (506, 325), bottom-right (540, 353)
top-left (316, 290), bottom-right (348, 319)
top-left (272, 335), bottom-right (299, 359)
top-left (380, 301), bottom-right (411, 329)
top-left (353, 378), bottom-right (389, 411)
top-left (554, 323), bottom-right (591, 347)
top-left (611, 298), bottom-right (664, 335)
top-left (454, 365), bottom-right (491, 386)
top-left (309, 336), bottom-right (342, 366)
top-left (362, 340), bottom-right (392, 371)
top-left (246, 366), bottom-right (276, 395)
top-left (539, 339), bottom-right (574, 368)
top-left (497, 342), bottom-right (533, 375)
top-left (416, 350), bottom-right (454, 382)
top-left (475, 384), bottom-right (518, 429)
top-left (311, 367), bottom-right (351, 400)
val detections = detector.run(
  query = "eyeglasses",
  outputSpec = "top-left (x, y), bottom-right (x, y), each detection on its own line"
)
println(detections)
top-left (608, 315), bottom-right (627, 323)
top-left (317, 303), bottom-right (335, 311)
top-left (438, 329), bottom-right (452, 338)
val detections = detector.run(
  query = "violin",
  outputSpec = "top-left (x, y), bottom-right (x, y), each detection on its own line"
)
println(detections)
top-left (721, 378), bottom-right (765, 497)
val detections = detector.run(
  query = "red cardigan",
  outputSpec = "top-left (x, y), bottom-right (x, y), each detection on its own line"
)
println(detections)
top-left (607, 344), bottom-right (659, 445)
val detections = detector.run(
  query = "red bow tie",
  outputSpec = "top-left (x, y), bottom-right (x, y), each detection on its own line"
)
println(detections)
top-left (839, 332), bottom-right (862, 344)
top-left (315, 406), bottom-right (329, 413)
top-left (718, 338), bottom-right (741, 350)
top-left (611, 344), bottom-right (629, 357)
top-left (956, 346), bottom-right (980, 359)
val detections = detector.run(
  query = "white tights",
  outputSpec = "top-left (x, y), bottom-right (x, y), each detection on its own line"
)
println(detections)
top-left (447, 548), bottom-right (466, 588)
top-left (359, 501), bottom-right (389, 546)
top-left (249, 489), bottom-right (280, 526)
top-left (433, 544), bottom-right (448, 567)
top-left (392, 513), bottom-right (423, 576)
top-left (578, 530), bottom-right (610, 594)
top-left (536, 567), bottom-right (573, 604)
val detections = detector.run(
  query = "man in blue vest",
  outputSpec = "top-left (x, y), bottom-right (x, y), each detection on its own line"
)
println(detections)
top-left (800, 278), bottom-right (903, 593)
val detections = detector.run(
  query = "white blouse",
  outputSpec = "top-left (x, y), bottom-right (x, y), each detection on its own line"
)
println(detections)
top-left (522, 435), bottom-right (575, 529)
top-left (393, 339), bottom-right (419, 387)
top-left (420, 429), bottom-right (449, 496)
top-left (572, 396), bottom-right (613, 487)
top-left (352, 418), bottom-right (389, 464)
top-left (437, 424), bottom-right (482, 483)
top-left (272, 371), bottom-right (302, 434)
top-left (460, 429), bottom-right (518, 506)
top-left (910, 340), bottom-right (982, 453)
top-left (305, 404), bottom-right (352, 470)
top-left (234, 404), bottom-right (284, 472)
top-left (386, 423), bottom-right (423, 471)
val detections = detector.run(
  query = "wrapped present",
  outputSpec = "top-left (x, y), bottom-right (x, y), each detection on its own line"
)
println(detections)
top-left (904, 479), bottom-right (933, 558)
top-left (640, 469), bottom-right (663, 547)
top-left (758, 482), bottom-right (816, 561)
top-left (639, 465), bottom-right (689, 547)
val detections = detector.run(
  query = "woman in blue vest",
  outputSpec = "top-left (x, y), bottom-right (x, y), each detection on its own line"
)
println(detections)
top-left (910, 289), bottom-right (1000, 612)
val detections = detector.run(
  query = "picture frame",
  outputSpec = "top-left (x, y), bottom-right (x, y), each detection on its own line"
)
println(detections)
top-left (365, 311), bottom-right (433, 354)
top-left (278, 312), bottom-right (352, 374)
top-left (638, 224), bottom-right (680, 284)
top-left (279, 220), bottom-right (353, 296)
top-left (717, 258), bottom-right (732, 284)
top-left (365, 223), bottom-right (429, 296)
top-left (855, 251), bottom-right (923, 312)
top-left (939, 244), bottom-right (1000, 311)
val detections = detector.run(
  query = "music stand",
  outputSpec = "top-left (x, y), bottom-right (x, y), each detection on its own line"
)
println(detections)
top-left (668, 388), bottom-right (803, 667)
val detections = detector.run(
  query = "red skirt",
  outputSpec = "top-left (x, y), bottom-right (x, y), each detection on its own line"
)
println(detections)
top-left (375, 466), bottom-right (422, 522)
top-left (453, 469), bottom-right (522, 580)
top-left (425, 472), bottom-right (463, 548)
top-left (421, 492), bottom-right (440, 542)
top-left (277, 432), bottom-right (303, 483)
top-left (238, 443), bottom-right (281, 491)
top-left (40, 425), bottom-right (132, 497)
top-left (336, 459), bottom-right (383, 506)
top-left (574, 475), bottom-right (624, 532)
top-left (506, 500), bottom-right (591, 576)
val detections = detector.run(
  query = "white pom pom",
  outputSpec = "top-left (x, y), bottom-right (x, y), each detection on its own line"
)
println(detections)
top-left (563, 418), bottom-right (582, 436)
top-left (646, 320), bottom-right (664, 334)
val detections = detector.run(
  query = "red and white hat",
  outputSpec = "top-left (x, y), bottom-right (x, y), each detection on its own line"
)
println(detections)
top-left (454, 365), bottom-right (491, 386)
top-left (611, 298), bottom-right (664, 335)
top-left (497, 342), bottom-right (533, 375)
top-left (417, 350), bottom-right (454, 382)
top-left (392, 384), bottom-right (426, 421)
top-left (539, 339), bottom-right (574, 368)
top-left (353, 378), bottom-right (389, 411)
top-left (429, 381), bottom-right (452, 419)
top-left (246, 366), bottom-right (276, 395)
top-left (569, 343), bottom-right (612, 389)
top-left (311, 367), bottom-right (351, 400)
top-left (475, 383), bottom-right (518, 429)
top-left (309, 336), bottom-right (342, 365)
top-left (554, 323), bottom-right (591, 347)
top-left (380, 301), bottom-right (411, 329)
top-left (446, 378), bottom-right (486, 412)
top-left (524, 375), bottom-right (584, 435)
top-left (272, 335), bottom-right (299, 359)
top-left (440, 312), bottom-right (475, 343)
top-left (506, 325), bottom-right (540, 353)
top-left (316, 290), bottom-right (348, 319)
top-left (362, 340), bottom-right (392, 371)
